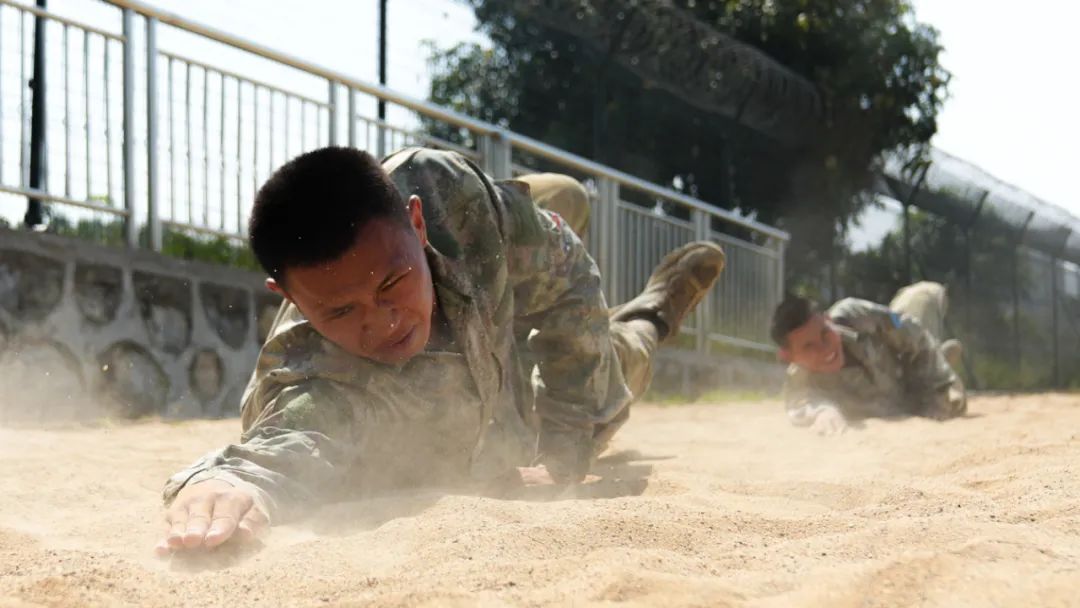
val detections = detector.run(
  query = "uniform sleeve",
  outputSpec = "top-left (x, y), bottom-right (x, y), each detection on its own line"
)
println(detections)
top-left (162, 380), bottom-right (357, 523)
top-left (832, 298), bottom-right (965, 419)
top-left (782, 365), bottom-right (845, 426)
top-left (496, 180), bottom-right (626, 483)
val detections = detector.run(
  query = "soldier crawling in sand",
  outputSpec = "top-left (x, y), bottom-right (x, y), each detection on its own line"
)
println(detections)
top-left (770, 282), bottom-right (967, 436)
top-left (155, 147), bottom-right (726, 555)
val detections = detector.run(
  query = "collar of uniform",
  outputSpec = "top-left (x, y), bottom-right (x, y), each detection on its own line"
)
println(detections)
top-left (834, 322), bottom-right (869, 370)
top-left (425, 242), bottom-right (475, 315)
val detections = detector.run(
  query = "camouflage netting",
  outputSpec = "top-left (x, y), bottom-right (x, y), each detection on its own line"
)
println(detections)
top-left (879, 148), bottom-right (1080, 389)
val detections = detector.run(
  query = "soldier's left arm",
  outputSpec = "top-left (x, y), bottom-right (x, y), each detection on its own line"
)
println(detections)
top-left (874, 308), bottom-right (966, 419)
top-left (495, 179), bottom-right (627, 484)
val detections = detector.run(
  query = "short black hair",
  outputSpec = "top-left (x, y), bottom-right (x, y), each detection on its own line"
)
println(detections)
top-left (248, 147), bottom-right (407, 281)
top-left (771, 295), bottom-right (819, 347)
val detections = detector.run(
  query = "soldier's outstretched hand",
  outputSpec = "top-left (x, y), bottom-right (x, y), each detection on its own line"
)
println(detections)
top-left (154, 480), bottom-right (269, 556)
top-left (810, 405), bottom-right (848, 436)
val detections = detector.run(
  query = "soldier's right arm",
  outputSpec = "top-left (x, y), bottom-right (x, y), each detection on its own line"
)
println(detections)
top-left (156, 380), bottom-right (356, 553)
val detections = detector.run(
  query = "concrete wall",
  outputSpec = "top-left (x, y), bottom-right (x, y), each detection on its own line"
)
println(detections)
top-left (0, 228), bottom-right (783, 424)
top-left (0, 228), bottom-right (281, 424)
top-left (650, 347), bottom-right (785, 400)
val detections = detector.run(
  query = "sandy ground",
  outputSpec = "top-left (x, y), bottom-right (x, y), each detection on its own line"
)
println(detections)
top-left (1, 394), bottom-right (1078, 608)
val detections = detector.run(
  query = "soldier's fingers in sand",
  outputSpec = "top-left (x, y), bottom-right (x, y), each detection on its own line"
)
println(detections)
top-left (202, 496), bottom-right (248, 548)
top-left (180, 498), bottom-right (214, 549)
top-left (161, 505), bottom-right (192, 552)
top-left (235, 504), bottom-right (270, 544)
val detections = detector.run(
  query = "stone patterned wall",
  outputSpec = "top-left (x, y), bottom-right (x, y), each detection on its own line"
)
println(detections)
top-left (0, 229), bottom-right (782, 423)
top-left (0, 228), bottom-right (281, 423)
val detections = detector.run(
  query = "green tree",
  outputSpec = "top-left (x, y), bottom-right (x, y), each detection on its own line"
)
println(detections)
top-left (424, 0), bottom-right (949, 282)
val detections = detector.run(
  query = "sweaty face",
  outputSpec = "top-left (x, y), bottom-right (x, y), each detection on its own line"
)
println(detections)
top-left (783, 313), bottom-right (845, 374)
top-left (272, 200), bottom-right (435, 365)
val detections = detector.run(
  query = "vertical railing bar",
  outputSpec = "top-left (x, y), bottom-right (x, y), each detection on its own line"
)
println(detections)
top-left (326, 81), bottom-right (337, 147)
top-left (219, 71), bottom-right (226, 231)
top-left (120, 8), bottom-right (136, 247)
top-left (324, 80), bottom-right (336, 147)
top-left (202, 66), bottom-right (209, 229)
top-left (83, 30), bottom-right (91, 201)
top-left (0, 5), bottom-right (5, 182)
top-left (301, 100), bottom-right (307, 151)
top-left (20, 10), bottom-right (27, 188)
top-left (236, 77), bottom-right (243, 236)
top-left (347, 87), bottom-right (356, 148)
top-left (104, 36), bottom-right (113, 207)
top-left (185, 60), bottom-right (192, 224)
top-left (269, 89), bottom-right (276, 170)
top-left (252, 85), bottom-right (259, 202)
top-left (284, 93), bottom-right (291, 160)
top-left (145, 16), bottom-right (161, 251)
top-left (167, 56), bottom-right (175, 220)
top-left (63, 24), bottom-right (71, 198)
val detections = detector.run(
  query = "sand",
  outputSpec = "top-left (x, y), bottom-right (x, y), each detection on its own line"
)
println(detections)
top-left (1, 393), bottom-right (1078, 607)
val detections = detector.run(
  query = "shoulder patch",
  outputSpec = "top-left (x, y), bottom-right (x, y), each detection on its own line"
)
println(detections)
top-left (889, 312), bottom-right (903, 329)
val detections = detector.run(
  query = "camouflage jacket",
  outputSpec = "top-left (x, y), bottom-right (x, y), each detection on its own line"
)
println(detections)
top-left (163, 148), bottom-right (632, 521)
top-left (784, 298), bottom-right (964, 425)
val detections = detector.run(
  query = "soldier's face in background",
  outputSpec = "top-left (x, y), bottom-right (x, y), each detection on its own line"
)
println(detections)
top-left (269, 197), bottom-right (435, 366)
top-left (782, 313), bottom-right (845, 373)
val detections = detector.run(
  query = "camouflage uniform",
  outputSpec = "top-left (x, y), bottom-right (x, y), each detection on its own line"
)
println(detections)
top-left (517, 173), bottom-right (591, 245)
top-left (784, 282), bottom-right (966, 426)
top-left (163, 148), bottom-right (657, 522)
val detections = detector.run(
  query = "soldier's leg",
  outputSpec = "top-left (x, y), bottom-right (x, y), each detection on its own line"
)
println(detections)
top-left (891, 282), bottom-right (966, 418)
top-left (888, 281), bottom-right (963, 369)
top-left (592, 242), bottom-right (727, 451)
top-left (889, 281), bottom-right (948, 340)
top-left (517, 173), bottom-right (591, 242)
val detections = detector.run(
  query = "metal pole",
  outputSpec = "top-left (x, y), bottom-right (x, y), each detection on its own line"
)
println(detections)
top-left (104, 37), bottom-right (114, 207)
top-left (347, 87), bottom-right (356, 148)
top-left (327, 82), bottom-right (338, 146)
top-left (202, 66), bottom-right (209, 228)
top-left (219, 72), bottom-right (226, 231)
top-left (902, 202), bottom-right (912, 284)
top-left (694, 210), bottom-right (710, 354)
top-left (236, 78), bottom-right (243, 235)
top-left (25, 0), bottom-right (47, 228)
top-left (376, 0), bottom-right (387, 157)
top-left (146, 16), bottom-right (162, 250)
top-left (0, 6), bottom-right (5, 177)
top-left (596, 177), bottom-right (620, 302)
top-left (121, 8), bottom-right (138, 247)
top-left (83, 31), bottom-right (91, 200)
top-left (63, 24), bottom-right (70, 199)
top-left (185, 61), bottom-right (192, 224)
top-left (168, 56), bottom-right (175, 219)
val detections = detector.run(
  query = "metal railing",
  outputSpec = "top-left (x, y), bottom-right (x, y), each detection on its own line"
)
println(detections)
top-left (0, 0), bottom-right (789, 354)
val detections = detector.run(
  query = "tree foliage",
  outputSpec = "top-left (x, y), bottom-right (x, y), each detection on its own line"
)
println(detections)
top-left (424, 0), bottom-right (949, 276)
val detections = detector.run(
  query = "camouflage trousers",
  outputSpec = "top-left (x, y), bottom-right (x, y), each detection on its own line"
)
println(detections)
top-left (889, 281), bottom-right (948, 341)
top-left (518, 173), bottom-right (656, 449)
top-left (891, 281), bottom-right (967, 416)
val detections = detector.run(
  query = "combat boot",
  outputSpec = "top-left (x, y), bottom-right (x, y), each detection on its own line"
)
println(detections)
top-left (940, 339), bottom-right (964, 370)
top-left (610, 241), bottom-right (726, 342)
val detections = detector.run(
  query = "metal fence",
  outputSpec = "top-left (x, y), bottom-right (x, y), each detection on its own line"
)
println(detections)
top-left (0, 0), bottom-right (789, 355)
